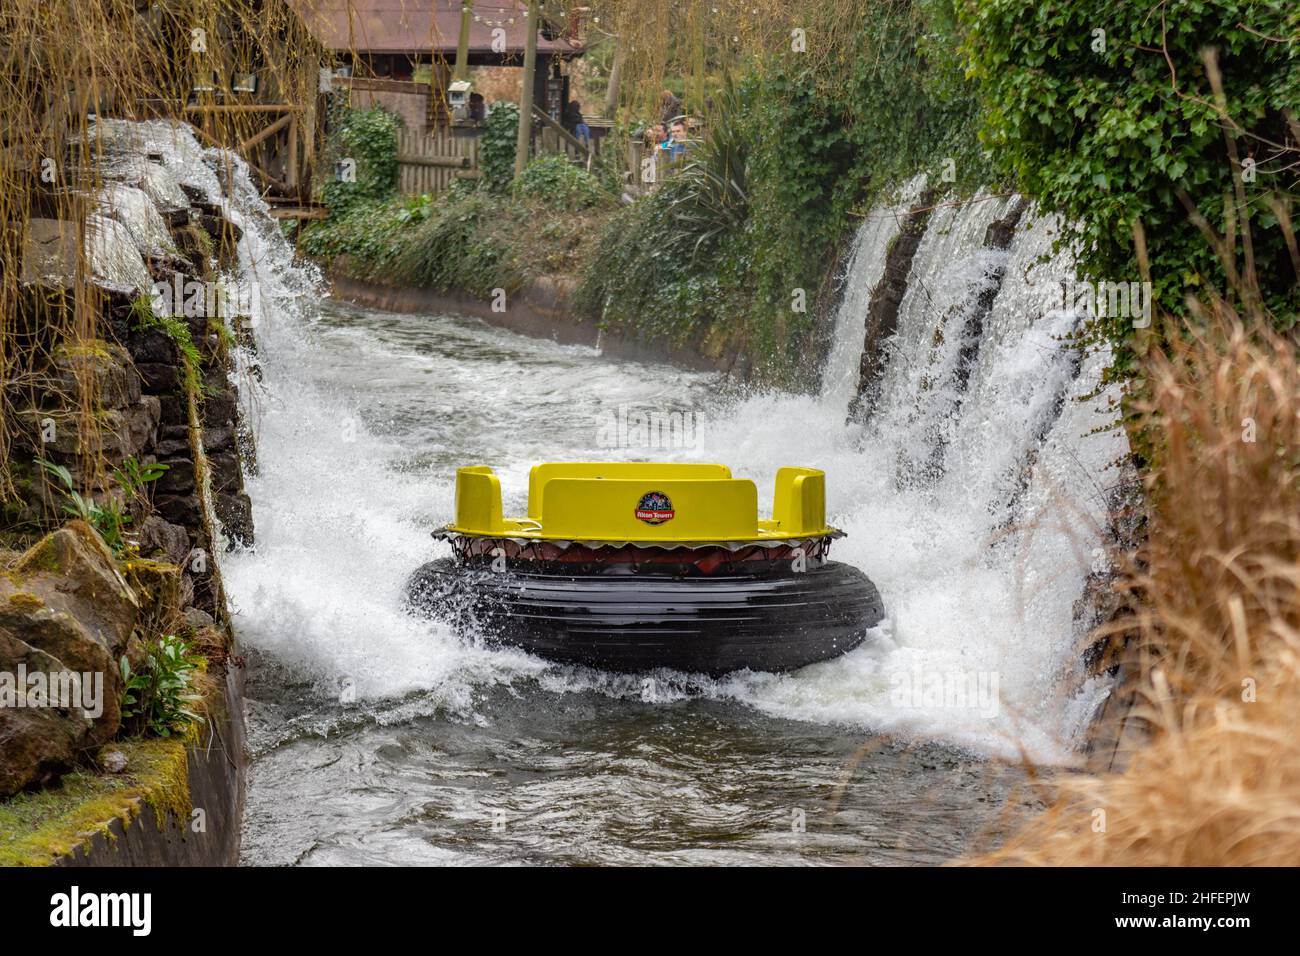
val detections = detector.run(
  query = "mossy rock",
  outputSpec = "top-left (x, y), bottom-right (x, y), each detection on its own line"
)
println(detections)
top-left (122, 558), bottom-right (181, 631)
top-left (0, 736), bottom-right (191, 867)
top-left (7, 518), bottom-right (139, 662)
top-left (45, 339), bottom-right (141, 410)
top-left (5, 591), bottom-right (44, 612)
top-left (52, 339), bottom-right (114, 361)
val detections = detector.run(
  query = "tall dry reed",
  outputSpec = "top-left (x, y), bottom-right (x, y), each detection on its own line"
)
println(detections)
top-left (974, 312), bottom-right (1300, 865)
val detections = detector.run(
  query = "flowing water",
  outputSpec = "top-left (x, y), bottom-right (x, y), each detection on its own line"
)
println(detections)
top-left (226, 299), bottom-right (1039, 865)
top-left (112, 124), bottom-right (1127, 865)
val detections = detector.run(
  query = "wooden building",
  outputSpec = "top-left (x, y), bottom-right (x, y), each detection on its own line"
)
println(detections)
top-left (291, 1), bottom-right (587, 133)
top-left (132, 0), bottom-right (329, 215)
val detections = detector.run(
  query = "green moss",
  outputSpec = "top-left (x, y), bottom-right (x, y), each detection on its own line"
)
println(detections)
top-left (208, 316), bottom-right (236, 355)
top-left (5, 591), bottom-right (45, 611)
top-left (183, 221), bottom-right (215, 262)
top-left (15, 542), bottom-right (61, 576)
top-left (0, 737), bottom-right (191, 867)
top-left (52, 339), bottom-right (113, 360)
top-left (130, 296), bottom-right (206, 400)
top-left (122, 558), bottom-right (178, 575)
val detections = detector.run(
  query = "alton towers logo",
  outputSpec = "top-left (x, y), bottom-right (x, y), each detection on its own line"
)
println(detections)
top-left (634, 491), bottom-right (675, 525)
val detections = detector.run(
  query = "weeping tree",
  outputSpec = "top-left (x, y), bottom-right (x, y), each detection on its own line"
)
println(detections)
top-left (0, 0), bottom-right (322, 502)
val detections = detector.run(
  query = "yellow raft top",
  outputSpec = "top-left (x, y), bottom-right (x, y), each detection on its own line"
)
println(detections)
top-left (445, 462), bottom-right (836, 543)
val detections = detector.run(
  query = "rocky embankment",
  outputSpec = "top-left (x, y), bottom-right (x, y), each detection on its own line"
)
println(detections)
top-left (1, 120), bottom-right (257, 864)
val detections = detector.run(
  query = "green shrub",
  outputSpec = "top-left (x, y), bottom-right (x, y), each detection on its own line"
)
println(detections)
top-left (510, 154), bottom-right (611, 209)
top-left (36, 458), bottom-right (131, 556)
top-left (959, 0), bottom-right (1300, 374)
top-left (392, 190), bottom-right (525, 296)
top-left (480, 102), bottom-right (520, 193)
top-left (664, 79), bottom-right (749, 260)
top-left (573, 195), bottom-right (733, 348)
top-left (319, 106), bottom-right (402, 216)
top-left (120, 634), bottom-right (205, 739)
top-left (299, 197), bottom-right (409, 275)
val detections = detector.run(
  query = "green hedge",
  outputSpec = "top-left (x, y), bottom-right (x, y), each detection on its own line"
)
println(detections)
top-left (959, 0), bottom-right (1300, 372)
top-left (511, 154), bottom-right (613, 210)
top-left (318, 106), bottom-right (402, 218)
top-left (480, 102), bottom-right (520, 193)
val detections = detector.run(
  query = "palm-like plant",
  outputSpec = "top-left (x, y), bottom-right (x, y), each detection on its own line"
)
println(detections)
top-left (662, 81), bottom-right (749, 261)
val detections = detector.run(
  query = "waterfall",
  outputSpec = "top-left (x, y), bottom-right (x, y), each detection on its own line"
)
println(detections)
top-left (819, 175), bottom-right (927, 411)
top-left (784, 189), bottom-right (1128, 756)
top-left (865, 191), bottom-right (1018, 486)
top-left (114, 126), bottom-right (1126, 761)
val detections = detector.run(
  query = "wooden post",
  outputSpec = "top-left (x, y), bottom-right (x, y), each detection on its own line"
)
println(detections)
top-left (514, 0), bottom-right (539, 178)
top-left (454, 2), bottom-right (473, 82)
top-left (603, 35), bottom-right (624, 120)
top-left (287, 114), bottom-right (299, 190)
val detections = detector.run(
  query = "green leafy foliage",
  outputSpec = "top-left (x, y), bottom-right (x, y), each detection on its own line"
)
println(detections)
top-left (393, 190), bottom-right (526, 296)
top-left (395, 193), bottom-right (435, 223)
top-left (299, 197), bottom-right (408, 273)
top-left (511, 154), bottom-right (612, 210)
top-left (480, 102), bottom-right (520, 193)
top-left (35, 458), bottom-right (133, 556)
top-left (301, 182), bottom-right (603, 295)
top-left (666, 80), bottom-right (749, 259)
top-left (319, 106), bottom-right (402, 217)
top-left (112, 456), bottom-right (168, 494)
top-left (958, 0), bottom-right (1300, 374)
top-left (112, 456), bottom-right (168, 512)
top-left (573, 194), bottom-right (733, 348)
top-left (120, 634), bottom-right (205, 739)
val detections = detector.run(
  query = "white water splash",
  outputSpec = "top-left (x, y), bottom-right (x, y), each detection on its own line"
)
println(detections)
top-left (142, 125), bottom-right (1126, 761)
top-left (819, 175), bottom-right (927, 412)
top-left (708, 198), bottom-right (1124, 758)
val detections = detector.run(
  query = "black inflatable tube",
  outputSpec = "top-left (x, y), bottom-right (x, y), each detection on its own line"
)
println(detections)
top-left (406, 558), bottom-right (885, 676)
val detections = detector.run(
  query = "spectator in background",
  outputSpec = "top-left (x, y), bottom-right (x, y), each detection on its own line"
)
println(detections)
top-left (564, 100), bottom-right (591, 148)
top-left (666, 118), bottom-right (689, 158)
top-left (659, 90), bottom-right (682, 126)
top-left (644, 122), bottom-right (667, 150)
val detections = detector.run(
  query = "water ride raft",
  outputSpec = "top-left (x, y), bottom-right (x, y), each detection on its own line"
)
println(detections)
top-left (405, 462), bottom-right (884, 675)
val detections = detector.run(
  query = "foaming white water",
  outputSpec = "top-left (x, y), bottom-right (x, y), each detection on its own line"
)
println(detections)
top-left (819, 175), bottom-right (927, 411)
top-left (686, 202), bottom-right (1125, 759)
top-left (224, 187), bottom-right (560, 713)
top-left (221, 339), bottom-right (546, 710)
top-left (109, 121), bottom-right (543, 717)
top-left (179, 133), bottom-right (1121, 759)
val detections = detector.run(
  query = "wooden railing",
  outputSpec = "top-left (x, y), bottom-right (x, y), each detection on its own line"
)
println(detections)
top-left (396, 127), bottom-right (480, 195)
top-left (184, 104), bottom-right (309, 199)
top-left (394, 111), bottom-right (611, 197)
top-left (530, 105), bottom-right (592, 166)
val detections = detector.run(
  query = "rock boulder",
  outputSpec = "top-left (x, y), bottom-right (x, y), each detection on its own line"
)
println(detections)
top-left (0, 521), bottom-right (140, 796)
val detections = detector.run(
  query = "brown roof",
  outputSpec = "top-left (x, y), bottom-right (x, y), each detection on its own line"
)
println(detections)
top-left (290, 1), bottom-right (582, 56)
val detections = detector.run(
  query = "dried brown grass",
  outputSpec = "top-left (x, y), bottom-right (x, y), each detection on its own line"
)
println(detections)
top-left (974, 314), bottom-right (1300, 866)
top-left (972, 46), bottom-right (1300, 864)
